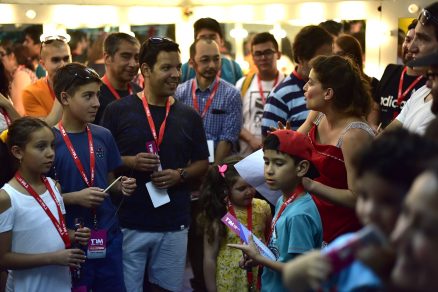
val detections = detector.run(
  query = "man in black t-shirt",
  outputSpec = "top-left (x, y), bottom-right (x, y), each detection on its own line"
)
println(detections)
top-left (102, 37), bottom-right (209, 292)
top-left (95, 33), bottom-right (142, 124)
top-left (375, 19), bottom-right (426, 128)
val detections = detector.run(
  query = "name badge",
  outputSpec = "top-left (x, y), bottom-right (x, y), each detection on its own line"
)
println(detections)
top-left (207, 140), bottom-right (214, 163)
top-left (87, 229), bottom-right (107, 259)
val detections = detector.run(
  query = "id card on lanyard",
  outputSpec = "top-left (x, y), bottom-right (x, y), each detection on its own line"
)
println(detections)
top-left (58, 122), bottom-right (107, 259)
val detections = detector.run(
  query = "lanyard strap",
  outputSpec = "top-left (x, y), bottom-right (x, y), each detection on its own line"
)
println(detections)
top-left (46, 77), bottom-right (56, 101)
top-left (257, 72), bottom-right (280, 105)
top-left (58, 122), bottom-right (95, 187)
top-left (141, 92), bottom-right (171, 150)
top-left (0, 108), bottom-right (11, 126)
top-left (267, 184), bottom-right (304, 244)
top-left (102, 75), bottom-right (132, 100)
top-left (227, 201), bottom-right (254, 288)
top-left (397, 67), bottom-right (423, 106)
top-left (191, 77), bottom-right (220, 118)
top-left (15, 172), bottom-right (71, 248)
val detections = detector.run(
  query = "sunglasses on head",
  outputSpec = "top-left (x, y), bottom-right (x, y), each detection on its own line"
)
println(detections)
top-left (40, 34), bottom-right (70, 44)
top-left (64, 67), bottom-right (100, 92)
top-left (418, 9), bottom-right (438, 26)
top-left (147, 37), bottom-right (174, 45)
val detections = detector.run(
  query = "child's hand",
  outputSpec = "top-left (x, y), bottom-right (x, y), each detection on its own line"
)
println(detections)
top-left (75, 187), bottom-right (107, 208)
top-left (52, 248), bottom-right (86, 268)
top-left (120, 176), bottom-right (136, 196)
top-left (283, 250), bottom-right (332, 291)
top-left (75, 227), bottom-right (90, 246)
top-left (228, 236), bottom-right (261, 264)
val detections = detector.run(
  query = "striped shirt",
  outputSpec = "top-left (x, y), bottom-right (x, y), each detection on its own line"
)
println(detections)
top-left (175, 78), bottom-right (242, 147)
top-left (261, 70), bottom-right (308, 135)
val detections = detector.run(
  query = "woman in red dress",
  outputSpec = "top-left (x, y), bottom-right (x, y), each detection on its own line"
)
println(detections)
top-left (299, 55), bottom-right (375, 245)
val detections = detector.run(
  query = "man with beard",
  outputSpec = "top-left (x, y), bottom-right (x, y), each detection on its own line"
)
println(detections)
top-left (374, 19), bottom-right (426, 129)
top-left (96, 33), bottom-right (141, 124)
top-left (102, 37), bottom-right (209, 292)
top-left (385, 3), bottom-right (438, 135)
top-left (175, 38), bottom-right (242, 163)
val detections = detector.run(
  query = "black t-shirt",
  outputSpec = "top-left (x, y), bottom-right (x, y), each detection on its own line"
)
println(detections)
top-left (95, 81), bottom-right (142, 125)
top-left (376, 64), bottom-right (426, 127)
top-left (101, 95), bottom-right (209, 232)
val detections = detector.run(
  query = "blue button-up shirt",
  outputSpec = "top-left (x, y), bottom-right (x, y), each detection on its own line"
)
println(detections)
top-left (175, 78), bottom-right (242, 148)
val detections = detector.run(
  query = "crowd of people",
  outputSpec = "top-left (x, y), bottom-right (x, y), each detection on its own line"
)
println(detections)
top-left (0, 3), bottom-right (437, 292)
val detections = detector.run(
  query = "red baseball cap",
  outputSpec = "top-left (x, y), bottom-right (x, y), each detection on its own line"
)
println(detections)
top-left (268, 129), bottom-right (314, 161)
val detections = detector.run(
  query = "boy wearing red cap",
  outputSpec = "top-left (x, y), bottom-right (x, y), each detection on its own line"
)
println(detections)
top-left (229, 129), bottom-right (322, 291)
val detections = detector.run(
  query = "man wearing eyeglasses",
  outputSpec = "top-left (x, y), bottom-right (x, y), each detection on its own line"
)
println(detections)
top-left (236, 32), bottom-right (286, 157)
top-left (261, 25), bottom-right (333, 134)
top-left (22, 35), bottom-right (71, 118)
top-left (385, 2), bottom-right (438, 135)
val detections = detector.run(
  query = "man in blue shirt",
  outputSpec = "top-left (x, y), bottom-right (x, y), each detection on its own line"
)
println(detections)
top-left (261, 25), bottom-right (332, 133)
top-left (180, 17), bottom-right (243, 85)
top-left (175, 38), bottom-right (242, 163)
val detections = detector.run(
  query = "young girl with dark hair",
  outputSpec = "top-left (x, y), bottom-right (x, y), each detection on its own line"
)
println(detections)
top-left (199, 156), bottom-right (271, 292)
top-left (0, 117), bottom-right (89, 291)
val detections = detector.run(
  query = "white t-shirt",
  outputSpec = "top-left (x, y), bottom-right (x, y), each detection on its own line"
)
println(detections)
top-left (396, 85), bottom-right (434, 135)
top-left (0, 177), bottom-right (71, 292)
top-left (236, 73), bottom-right (285, 156)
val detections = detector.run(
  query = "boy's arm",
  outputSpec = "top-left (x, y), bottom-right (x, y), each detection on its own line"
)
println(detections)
top-left (62, 188), bottom-right (107, 208)
top-left (228, 237), bottom-right (285, 273)
top-left (203, 224), bottom-right (220, 292)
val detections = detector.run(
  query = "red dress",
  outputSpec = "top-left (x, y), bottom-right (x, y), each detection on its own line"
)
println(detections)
top-left (308, 116), bottom-right (374, 244)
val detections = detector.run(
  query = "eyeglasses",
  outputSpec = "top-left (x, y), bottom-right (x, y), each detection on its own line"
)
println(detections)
top-left (64, 67), bottom-right (101, 92)
top-left (252, 49), bottom-right (276, 59)
top-left (148, 37), bottom-right (174, 45)
top-left (418, 9), bottom-right (438, 26)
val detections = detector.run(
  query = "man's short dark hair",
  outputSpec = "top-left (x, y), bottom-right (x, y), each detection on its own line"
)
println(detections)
top-left (53, 63), bottom-right (101, 102)
top-left (292, 25), bottom-right (333, 64)
top-left (23, 25), bottom-right (43, 44)
top-left (408, 19), bottom-right (418, 31)
top-left (193, 18), bottom-right (223, 40)
top-left (139, 37), bottom-right (180, 70)
top-left (69, 30), bottom-right (87, 51)
top-left (319, 20), bottom-right (343, 37)
top-left (103, 32), bottom-right (140, 57)
top-left (355, 128), bottom-right (438, 189)
top-left (251, 32), bottom-right (279, 52)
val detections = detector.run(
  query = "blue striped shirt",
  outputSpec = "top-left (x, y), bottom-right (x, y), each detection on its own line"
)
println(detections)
top-left (261, 71), bottom-right (308, 135)
top-left (175, 78), bottom-right (242, 147)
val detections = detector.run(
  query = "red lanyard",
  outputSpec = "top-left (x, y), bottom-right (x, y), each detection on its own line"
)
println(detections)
top-left (228, 201), bottom-right (254, 288)
top-left (397, 67), bottom-right (423, 106)
top-left (15, 172), bottom-right (71, 248)
top-left (267, 184), bottom-right (304, 244)
top-left (102, 75), bottom-right (132, 100)
top-left (292, 70), bottom-right (304, 81)
top-left (0, 108), bottom-right (11, 126)
top-left (257, 72), bottom-right (280, 105)
top-left (46, 77), bottom-right (56, 101)
top-left (191, 77), bottom-right (220, 118)
top-left (141, 92), bottom-right (171, 150)
top-left (58, 122), bottom-right (95, 188)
